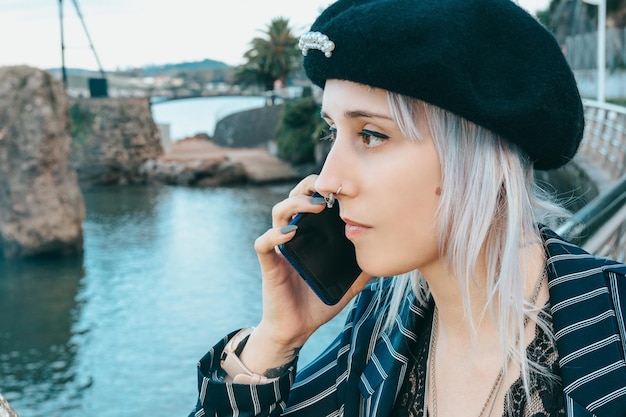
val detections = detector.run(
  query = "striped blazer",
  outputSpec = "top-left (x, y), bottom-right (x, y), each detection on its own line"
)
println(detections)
top-left (190, 226), bottom-right (626, 417)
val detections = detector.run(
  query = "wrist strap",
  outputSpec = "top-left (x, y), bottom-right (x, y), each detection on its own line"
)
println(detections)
top-left (220, 327), bottom-right (278, 385)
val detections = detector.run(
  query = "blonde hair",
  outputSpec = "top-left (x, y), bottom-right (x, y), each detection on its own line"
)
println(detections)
top-left (382, 92), bottom-right (566, 403)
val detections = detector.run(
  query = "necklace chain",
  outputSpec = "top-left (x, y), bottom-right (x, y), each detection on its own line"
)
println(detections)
top-left (428, 309), bottom-right (505, 417)
top-left (427, 268), bottom-right (547, 417)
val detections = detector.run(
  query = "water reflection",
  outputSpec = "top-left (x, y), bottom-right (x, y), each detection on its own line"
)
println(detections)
top-left (0, 184), bottom-right (347, 417)
top-left (0, 256), bottom-right (85, 411)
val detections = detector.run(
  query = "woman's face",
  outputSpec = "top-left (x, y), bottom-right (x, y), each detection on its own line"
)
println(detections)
top-left (316, 80), bottom-right (443, 278)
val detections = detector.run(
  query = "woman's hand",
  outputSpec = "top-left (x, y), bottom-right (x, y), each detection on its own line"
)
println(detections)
top-left (238, 175), bottom-right (372, 377)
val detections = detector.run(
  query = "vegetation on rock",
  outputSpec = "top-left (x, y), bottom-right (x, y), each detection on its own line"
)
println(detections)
top-left (69, 102), bottom-right (95, 145)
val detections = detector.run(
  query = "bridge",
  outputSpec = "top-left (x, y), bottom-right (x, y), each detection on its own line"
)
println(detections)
top-left (149, 90), bottom-right (263, 104)
top-left (148, 86), bottom-right (301, 104)
top-left (559, 99), bottom-right (626, 262)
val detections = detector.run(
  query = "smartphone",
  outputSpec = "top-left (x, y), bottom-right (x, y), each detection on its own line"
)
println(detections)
top-left (278, 194), bottom-right (362, 305)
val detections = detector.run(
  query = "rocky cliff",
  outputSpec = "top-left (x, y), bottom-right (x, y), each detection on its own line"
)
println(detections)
top-left (0, 66), bottom-right (85, 259)
top-left (0, 392), bottom-right (18, 417)
top-left (70, 97), bottom-right (163, 186)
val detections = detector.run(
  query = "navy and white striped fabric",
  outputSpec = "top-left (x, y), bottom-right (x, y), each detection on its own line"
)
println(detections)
top-left (190, 226), bottom-right (626, 417)
top-left (543, 226), bottom-right (626, 416)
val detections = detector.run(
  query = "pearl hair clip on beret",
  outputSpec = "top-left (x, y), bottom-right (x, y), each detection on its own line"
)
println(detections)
top-left (299, 31), bottom-right (335, 58)
top-left (300, 0), bottom-right (584, 170)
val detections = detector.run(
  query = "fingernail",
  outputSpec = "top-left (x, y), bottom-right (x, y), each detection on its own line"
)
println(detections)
top-left (280, 225), bottom-right (298, 234)
top-left (310, 196), bottom-right (327, 205)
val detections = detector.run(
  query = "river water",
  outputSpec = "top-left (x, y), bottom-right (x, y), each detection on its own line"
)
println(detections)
top-left (151, 95), bottom-right (267, 139)
top-left (0, 99), bottom-right (347, 417)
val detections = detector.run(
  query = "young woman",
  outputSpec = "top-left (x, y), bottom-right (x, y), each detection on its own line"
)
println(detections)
top-left (189, 1), bottom-right (626, 416)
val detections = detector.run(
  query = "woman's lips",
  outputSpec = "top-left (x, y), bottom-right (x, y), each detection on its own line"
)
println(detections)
top-left (342, 217), bottom-right (371, 240)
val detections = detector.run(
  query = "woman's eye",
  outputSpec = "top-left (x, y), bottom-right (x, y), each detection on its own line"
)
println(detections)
top-left (320, 127), bottom-right (337, 142)
top-left (319, 127), bottom-right (388, 147)
top-left (359, 129), bottom-right (389, 148)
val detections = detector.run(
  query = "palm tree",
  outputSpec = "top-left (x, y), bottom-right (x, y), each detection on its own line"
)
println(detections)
top-left (235, 17), bottom-right (301, 91)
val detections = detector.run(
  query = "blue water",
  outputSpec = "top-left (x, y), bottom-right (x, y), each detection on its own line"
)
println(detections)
top-left (151, 96), bottom-right (266, 140)
top-left (0, 99), bottom-right (348, 417)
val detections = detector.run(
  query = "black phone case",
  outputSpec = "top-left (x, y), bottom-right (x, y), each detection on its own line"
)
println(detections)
top-left (278, 198), bottom-right (361, 305)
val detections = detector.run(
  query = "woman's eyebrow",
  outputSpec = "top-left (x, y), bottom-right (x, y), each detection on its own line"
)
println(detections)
top-left (320, 110), bottom-right (393, 120)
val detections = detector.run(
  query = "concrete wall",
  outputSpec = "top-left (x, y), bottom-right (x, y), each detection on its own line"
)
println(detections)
top-left (212, 104), bottom-right (283, 148)
top-left (574, 69), bottom-right (626, 100)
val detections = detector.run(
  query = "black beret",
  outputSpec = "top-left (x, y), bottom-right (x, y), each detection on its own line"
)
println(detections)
top-left (300, 0), bottom-right (584, 170)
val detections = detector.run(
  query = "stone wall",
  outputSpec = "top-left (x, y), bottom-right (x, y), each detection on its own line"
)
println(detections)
top-left (0, 66), bottom-right (85, 259)
top-left (70, 97), bottom-right (164, 186)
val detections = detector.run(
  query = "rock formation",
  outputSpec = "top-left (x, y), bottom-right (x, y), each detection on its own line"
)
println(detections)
top-left (0, 393), bottom-right (19, 417)
top-left (69, 97), bottom-right (164, 186)
top-left (140, 134), bottom-right (300, 186)
top-left (0, 66), bottom-right (85, 259)
top-left (140, 135), bottom-right (247, 186)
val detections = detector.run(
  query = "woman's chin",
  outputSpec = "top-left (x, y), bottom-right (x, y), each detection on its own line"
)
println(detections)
top-left (357, 258), bottom-right (414, 278)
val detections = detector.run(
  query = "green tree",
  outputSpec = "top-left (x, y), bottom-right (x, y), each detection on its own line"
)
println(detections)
top-left (235, 17), bottom-right (301, 91)
top-left (276, 96), bottom-right (326, 165)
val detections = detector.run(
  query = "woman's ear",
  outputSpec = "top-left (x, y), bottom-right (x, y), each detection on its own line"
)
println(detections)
top-left (435, 186), bottom-right (442, 196)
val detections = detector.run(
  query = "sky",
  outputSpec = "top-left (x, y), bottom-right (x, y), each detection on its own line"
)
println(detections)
top-left (0, 0), bottom-right (551, 72)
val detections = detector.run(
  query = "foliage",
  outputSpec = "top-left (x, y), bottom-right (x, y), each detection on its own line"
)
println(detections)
top-left (538, 0), bottom-right (626, 32)
top-left (69, 103), bottom-right (95, 145)
top-left (607, 0), bottom-right (626, 13)
top-left (235, 17), bottom-right (301, 91)
top-left (537, 0), bottom-right (568, 31)
top-left (276, 97), bottom-right (325, 165)
top-left (536, 9), bottom-right (552, 29)
top-left (234, 66), bottom-right (275, 91)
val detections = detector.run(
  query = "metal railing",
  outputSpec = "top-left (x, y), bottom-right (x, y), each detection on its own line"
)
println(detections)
top-left (558, 173), bottom-right (626, 262)
top-left (578, 100), bottom-right (626, 181)
top-left (557, 100), bottom-right (626, 262)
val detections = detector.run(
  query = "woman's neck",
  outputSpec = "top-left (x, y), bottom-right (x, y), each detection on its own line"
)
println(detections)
top-left (421, 241), bottom-right (548, 345)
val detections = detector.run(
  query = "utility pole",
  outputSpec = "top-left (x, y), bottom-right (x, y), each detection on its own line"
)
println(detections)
top-left (58, 0), bottom-right (68, 88)
top-left (71, 0), bottom-right (106, 79)
top-left (71, 0), bottom-right (108, 97)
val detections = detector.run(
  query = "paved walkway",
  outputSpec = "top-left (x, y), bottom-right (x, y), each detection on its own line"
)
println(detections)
top-left (161, 137), bottom-right (302, 184)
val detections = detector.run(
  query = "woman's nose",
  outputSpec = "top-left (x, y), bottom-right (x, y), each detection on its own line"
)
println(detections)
top-left (315, 139), bottom-right (348, 199)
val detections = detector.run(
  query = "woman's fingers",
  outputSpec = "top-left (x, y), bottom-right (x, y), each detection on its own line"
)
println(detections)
top-left (271, 193), bottom-right (326, 228)
top-left (266, 174), bottom-right (325, 228)
top-left (255, 176), bottom-right (328, 275)
top-left (254, 225), bottom-right (298, 255)
top-left (288, 174), bottom-right (318, 198)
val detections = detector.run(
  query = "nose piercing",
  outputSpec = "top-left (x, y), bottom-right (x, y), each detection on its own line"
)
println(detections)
top-left (325, 185), bottom-right (342, 209)
top-left (325, 194), bottom-right (335, 208)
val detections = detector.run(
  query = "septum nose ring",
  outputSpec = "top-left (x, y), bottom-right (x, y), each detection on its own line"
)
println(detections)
top-left (325, 194), bottom-right (335, 209)
top-left (325, 186), bottom-right (342, 209)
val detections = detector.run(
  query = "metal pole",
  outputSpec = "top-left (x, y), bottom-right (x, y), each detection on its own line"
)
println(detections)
top-left (598, 0), bottom-right (606, 102)
top-left (58, 0), bottom-right (68, 88)
top-left (582, 0), bottom-right (606, 102)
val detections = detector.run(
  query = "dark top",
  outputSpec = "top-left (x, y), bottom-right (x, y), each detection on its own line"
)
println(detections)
top-left (189, 226), bottom-right (626, 417)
